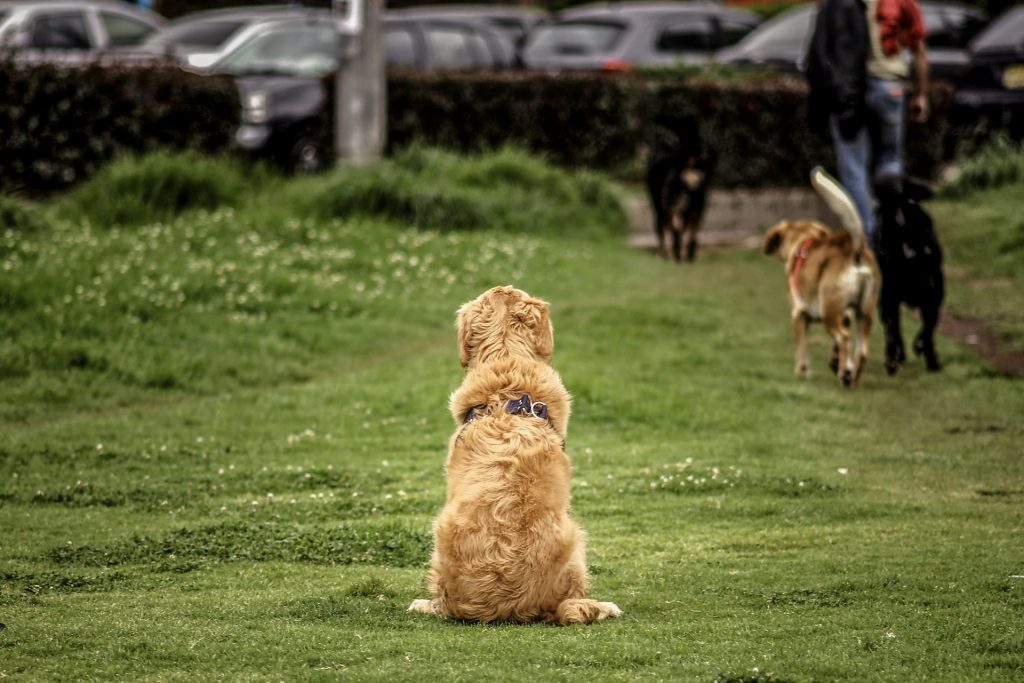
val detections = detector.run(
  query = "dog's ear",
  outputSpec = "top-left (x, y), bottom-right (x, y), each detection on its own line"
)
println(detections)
top-left (456, 300), bottom-right (477, 368)
top-left (764, 221), bottom-right (786, 255)
top-left (511, 296), bottom-right (554, 362)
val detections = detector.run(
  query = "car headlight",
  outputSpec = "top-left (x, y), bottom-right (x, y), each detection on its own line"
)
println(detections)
top-left (243, 91), bottom-right (269, 125)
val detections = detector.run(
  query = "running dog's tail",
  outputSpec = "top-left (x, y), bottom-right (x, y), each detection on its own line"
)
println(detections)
top-left (810, 166), bottom-right (866, 257)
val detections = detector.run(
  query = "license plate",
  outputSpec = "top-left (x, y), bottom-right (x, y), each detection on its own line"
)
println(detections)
top-left (1004, 64), bottom-right (1024, 90)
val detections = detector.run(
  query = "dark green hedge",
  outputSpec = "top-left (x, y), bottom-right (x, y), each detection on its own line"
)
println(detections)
top-left (0, 58), bottom-right (239, 195)
top-left (387, 70), bottom-right (960, 188)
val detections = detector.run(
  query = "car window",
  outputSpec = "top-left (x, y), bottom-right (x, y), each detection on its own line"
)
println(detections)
top-left (657, 19), bottom-right (716, 53)
top-left (385, 26), bottom-right (417, 66)
top-left (30, 12), bottom-right (91, 49)
top-left (160, 20), bottom-right (247, 48)
top-left (217, 24), bottom-right (338, 76)
top-left (734, 8), bottom-right (814, 52)
top-left (525, 21), bottom-right (625, 57)
top-left (970, 8), bottom-right (1022, 51)
top-left (718, 18), bottom-right (756, 47)
top-left (424, 26), bottom-right (477, 69)
top-left (100, 11), bottom-right (157, 47)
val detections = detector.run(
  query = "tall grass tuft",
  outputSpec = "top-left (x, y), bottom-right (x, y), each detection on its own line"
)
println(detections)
top-left (294, 145), bottom-right (626, 238)
top-left (0, 194), bottom-right (49, 234)
top-left (56, 151), bottom-right (268, 227)
top-left (938, 136), bottom-right (1024, 198)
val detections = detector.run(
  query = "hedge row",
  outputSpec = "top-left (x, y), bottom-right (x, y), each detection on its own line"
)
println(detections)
top-left (387, 70), bottom-right (961, 188)
top-left (0, 58), bottom-right (239, 195)
top-left (0, 60), bottom-right (987, 195)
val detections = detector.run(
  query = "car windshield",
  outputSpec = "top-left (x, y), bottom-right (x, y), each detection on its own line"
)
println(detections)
top-left (734, 7), bottom-right (814, 52)
top-left (151, 19), bottom-right (246, 48)
top-left (216, 23), bottom-right (338, 76)
top-left (525, 21), bottom-right (625, 57)
top-left (971, 8), bottom-right (1024, 51)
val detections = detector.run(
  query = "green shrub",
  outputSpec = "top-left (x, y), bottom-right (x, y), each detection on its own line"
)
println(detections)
top-left (938, 136), bottom-right (1024, 198)
top-left (57, 152), bottom-right (265, 227)
top-left (295, 145), bottom-right (626, 237)
top-left (0, 195), bottom-right (49, 235)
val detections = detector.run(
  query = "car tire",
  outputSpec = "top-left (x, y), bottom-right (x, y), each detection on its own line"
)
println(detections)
top-left (287, 134), bottom-right (328, 175)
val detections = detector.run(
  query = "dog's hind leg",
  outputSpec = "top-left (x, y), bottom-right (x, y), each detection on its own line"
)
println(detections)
top-left (792, 311), bottom-right (812, 377)
top-left (879, 288), bottom-right (905, 375)
top-left (914, 302), bottom-right (942, 371)
top-left (824, 304), bottom-right (855, 387)
top-left (853, 311), bottom-right (872, 385)
top-left (683, 221), bottom-right (698, 262)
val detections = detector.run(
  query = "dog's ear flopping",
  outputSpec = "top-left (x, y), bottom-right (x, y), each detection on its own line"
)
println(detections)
top-left (512, 296), bottom-right (553, 362)
top-left (764, 221), bottom-right (786, 255)
top-left (456, 300), bottom-right (477, 368)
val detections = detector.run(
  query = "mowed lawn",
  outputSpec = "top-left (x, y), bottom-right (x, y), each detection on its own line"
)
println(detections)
top-left (1, 150), bottom-right (1022, 682)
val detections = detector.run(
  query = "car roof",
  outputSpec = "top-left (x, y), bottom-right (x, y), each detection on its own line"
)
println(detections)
top-left (559, 1), bottom-right (757, 20)
top-left (0, 0), bottom-right (158, 11)
top-left (969, 5), bottom-right (1024, 52)
top-left (387, 4), bottom-right (547, 20)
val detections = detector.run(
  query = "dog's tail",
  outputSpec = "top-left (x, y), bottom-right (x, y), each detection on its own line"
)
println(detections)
top-left (554, 599), bottom-right (622, 625)
top-left (810, 166), bottom-right (866, 257)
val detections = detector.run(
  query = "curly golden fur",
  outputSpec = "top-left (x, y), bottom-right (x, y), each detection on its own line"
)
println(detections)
top-left (408, 286), bottom-right (621, 625)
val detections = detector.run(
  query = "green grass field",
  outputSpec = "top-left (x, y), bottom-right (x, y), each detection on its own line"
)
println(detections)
top-left (1, 149), bottom-right (1022, 681)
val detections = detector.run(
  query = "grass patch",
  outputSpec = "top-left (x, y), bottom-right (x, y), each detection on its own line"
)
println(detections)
top-left (0, 148), bottom-right (1022, 681)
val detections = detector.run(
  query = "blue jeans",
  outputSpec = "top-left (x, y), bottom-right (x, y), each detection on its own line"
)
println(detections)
top-left (829, 77), bottom-right (906, 244)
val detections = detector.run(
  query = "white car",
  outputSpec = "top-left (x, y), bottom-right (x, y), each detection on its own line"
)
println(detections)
top-left (0, 0), bottom-right (163, 55)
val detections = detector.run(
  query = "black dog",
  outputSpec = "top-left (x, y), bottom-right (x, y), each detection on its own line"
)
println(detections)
top-left (873, 176), bottom-right (945, 374)
top-left (646, 122), bottom-right (715, 262)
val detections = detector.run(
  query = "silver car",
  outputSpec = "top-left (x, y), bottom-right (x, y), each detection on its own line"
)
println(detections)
top-left (522, 1), bottom-right (760, 71)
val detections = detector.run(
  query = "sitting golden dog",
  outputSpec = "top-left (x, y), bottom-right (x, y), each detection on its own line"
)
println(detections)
top-left (408, 286), bottom-right (621, 625)
top-left (763, 168), bottom-right (881, 387)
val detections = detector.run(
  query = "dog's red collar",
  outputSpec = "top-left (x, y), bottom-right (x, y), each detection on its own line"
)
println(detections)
top-left (788, 237), bottom-right (816, 291)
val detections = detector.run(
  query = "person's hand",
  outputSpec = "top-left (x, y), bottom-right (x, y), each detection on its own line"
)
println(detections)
top-left (910, 94), bottom-right (929, 123)
top-left (836, 107), bottom-right (862, 140)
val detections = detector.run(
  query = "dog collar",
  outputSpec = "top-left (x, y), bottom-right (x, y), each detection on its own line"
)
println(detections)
top-left (463, 394), bottom-right (549, 425)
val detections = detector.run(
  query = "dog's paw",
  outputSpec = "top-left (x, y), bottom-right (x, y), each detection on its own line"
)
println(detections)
top-left (407, 599), bottom-right (436, 614)
top-left (795, 363), bottom-right (811, 378)
top-left (885, 359), bottom-right (900, 376)
top-left (598, 602), bottom-right (623, 619)
top-left (840, 369), bottom-right (854, 388)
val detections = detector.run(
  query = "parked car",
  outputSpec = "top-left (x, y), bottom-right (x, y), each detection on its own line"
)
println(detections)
top-left (955, 5), bottom-right (1024, 125)
top-left (384, 11), bottom-right (517, 70)
top-left (386, 4), bottom-right (549, 51)
top-left (715, 1), bottom-right (988, 83)
top-left (205, 11), bottom-right (517, 173)
top-left (0, 0), bottom-right (163, 56)
top-left (520, 1), bottom-right (761, 72)
top-left (128, 6), bottom-right (312, 70)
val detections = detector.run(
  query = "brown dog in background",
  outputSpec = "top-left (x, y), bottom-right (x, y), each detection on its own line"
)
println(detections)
top-left (408, 286), bottom-right (621, 625)
top-left (763, 168), bottom-right (881, 387)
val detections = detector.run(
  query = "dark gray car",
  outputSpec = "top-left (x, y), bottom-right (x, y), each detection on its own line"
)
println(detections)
top-left (521, 1), bottom-right (761, 71)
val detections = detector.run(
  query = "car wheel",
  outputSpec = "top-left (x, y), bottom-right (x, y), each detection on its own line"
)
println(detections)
top-left (288, 134), bottom-right (328, 175)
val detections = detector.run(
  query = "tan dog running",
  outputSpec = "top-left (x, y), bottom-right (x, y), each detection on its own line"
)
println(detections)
top-left (763, 167), bottom-right (881, 387)
top-left (408, 286), bottom-right (621, 625)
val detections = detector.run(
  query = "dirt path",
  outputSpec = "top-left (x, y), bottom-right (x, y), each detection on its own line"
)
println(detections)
top-left (626, 192), bottom-right (1024, 379)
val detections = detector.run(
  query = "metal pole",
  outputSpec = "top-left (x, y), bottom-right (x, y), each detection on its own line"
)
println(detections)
top-left (335, 0), bottom-right (386, 166)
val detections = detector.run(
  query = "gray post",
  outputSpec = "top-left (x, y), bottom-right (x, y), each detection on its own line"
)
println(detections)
top-left (335, 0), bottom-right (386, 166)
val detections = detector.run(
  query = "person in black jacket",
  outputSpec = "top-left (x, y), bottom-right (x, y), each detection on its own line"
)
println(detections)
top-left (805, 0), bottom-right (929, 244)
top-left (806, 0), bottom-right (873, 237)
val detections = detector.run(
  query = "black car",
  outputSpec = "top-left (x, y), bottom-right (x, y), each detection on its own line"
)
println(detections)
top-left (715, 1), bottom-right (988, 83)
top-left (956, 5), bottom-right (1024, 129)
top-left (521, 1), bottom-right (761, 71)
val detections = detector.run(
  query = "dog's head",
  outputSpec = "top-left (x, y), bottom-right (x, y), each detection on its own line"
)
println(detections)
top-left (874, 175), bottom-right (939, 259)
top-left (456, 286), bottom-right (554, 368)
top-left (763, 219), bottom-right (830, 260)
